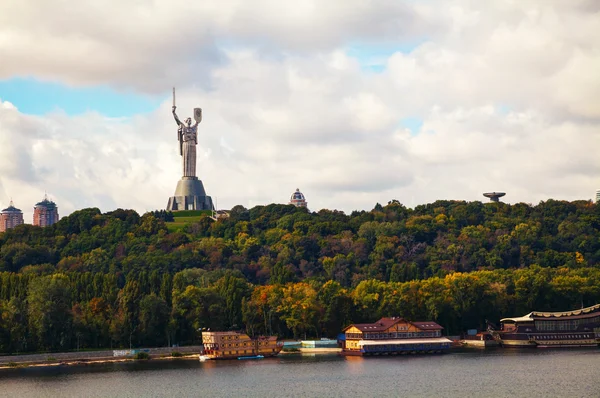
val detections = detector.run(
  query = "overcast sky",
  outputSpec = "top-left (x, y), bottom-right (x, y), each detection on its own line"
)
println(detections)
top-left (1, 0), bottom-right (599, 221)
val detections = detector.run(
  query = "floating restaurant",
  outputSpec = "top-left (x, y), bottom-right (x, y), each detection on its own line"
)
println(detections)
top-left (489, 303), bottom-right (600, 348)
top-left (201, 331), bottom-right (283, 360)
top-left (341, 317), bottom-right (452, 356)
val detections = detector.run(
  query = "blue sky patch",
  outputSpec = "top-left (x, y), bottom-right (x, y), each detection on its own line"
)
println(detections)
top-left (401, 117), bottom-right (423, 135)
top-left (346, 39), bottom-right (424, 72)
top-left (0, 78), bottom-right (163, 117)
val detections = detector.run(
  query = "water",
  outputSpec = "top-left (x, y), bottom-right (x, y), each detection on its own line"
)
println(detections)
top-left (1, 349), bottom-right (599, 397)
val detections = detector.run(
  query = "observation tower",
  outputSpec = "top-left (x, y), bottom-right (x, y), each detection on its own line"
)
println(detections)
top-left (483, 192), bottom-right (506, 202)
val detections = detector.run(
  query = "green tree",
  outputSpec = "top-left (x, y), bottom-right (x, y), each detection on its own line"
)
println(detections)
top-left (27, 274), bottom-right (73, 351)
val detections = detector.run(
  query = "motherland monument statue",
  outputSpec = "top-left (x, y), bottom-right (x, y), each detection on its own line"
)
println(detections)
top-left (166, 88), bottom-right (214, 211)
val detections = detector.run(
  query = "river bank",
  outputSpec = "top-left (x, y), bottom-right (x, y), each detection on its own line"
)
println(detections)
top-left (0, 346), bottom-right (204, 370)
top-left (0, 345), bottom-right (347, 370)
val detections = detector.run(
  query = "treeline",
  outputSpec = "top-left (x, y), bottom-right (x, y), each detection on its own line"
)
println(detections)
top-left (0, 199), bottom-right (598, 353)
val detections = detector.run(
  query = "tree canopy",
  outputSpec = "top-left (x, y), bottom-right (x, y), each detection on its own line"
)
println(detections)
top-left (0, 199), bottom-right (599, 352)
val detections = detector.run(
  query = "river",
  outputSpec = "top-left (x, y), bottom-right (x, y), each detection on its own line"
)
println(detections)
top-left (0, 349), bottom-right (598, 397)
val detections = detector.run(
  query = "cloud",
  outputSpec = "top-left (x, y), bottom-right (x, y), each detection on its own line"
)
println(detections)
top-left (1, 0), bottom-right (599, 220)
top-left (0, 0), bottom-right (427, 93)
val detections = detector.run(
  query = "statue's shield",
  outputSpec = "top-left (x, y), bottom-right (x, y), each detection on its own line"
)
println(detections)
top-left (193, 108), bottom-right (202, 123)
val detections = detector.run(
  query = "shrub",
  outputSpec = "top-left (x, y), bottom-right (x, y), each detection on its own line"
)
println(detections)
top-left (171, 351), bottom-right (183, 357)
top-left (134, 352), bottom-right (150, 360)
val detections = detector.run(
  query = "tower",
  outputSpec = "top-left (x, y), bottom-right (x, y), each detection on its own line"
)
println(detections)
top-left (289, 188), bottom-right (308, 208)
top-left (595, 189), bottom-right (600, 203)
top-left (33, 195), bottom-right (59, 227)
top-left (0, 200), bottom-right (24, 232)
top-left (483, 192), bottom-right (506, 202)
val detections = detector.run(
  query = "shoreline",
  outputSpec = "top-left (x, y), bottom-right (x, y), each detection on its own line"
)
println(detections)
top-left (0, 348), bottom-right (347, 370)
top-left (0, 354), bottom-right (203, 370)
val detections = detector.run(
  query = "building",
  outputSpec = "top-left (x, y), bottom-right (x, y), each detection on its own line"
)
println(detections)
top-left (201, 331), bottom-right (283, 359)
top-left (489, 304), bottom-right (600, 348)
top-left (342, 316), bottom-right (452, 356)
top-left (289, 188), bottom-right (308, 208)
top-left (0, 201), bottom-right (24, 232)
top-left (595, 189), bottom-right (600, 203)
top-left (33, 196), bottom-right (59, 227)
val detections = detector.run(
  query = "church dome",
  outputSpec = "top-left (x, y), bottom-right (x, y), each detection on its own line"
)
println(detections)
top-left (289, 188), bottom-right (307, 208)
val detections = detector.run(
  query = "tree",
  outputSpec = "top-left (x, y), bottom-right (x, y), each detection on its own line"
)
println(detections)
top-left (278, 283), bottom-right (319, 339)
top-left (138, 294), bottom-right (170, 347)
top-left (27, 274), bottom-right (73, 351)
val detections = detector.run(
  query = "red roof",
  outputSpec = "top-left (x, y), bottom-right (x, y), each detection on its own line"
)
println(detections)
top-left (343, 317), bottom-right (404, 332)
top-left (344, 317), bottom-right (444, 332)
top-left (410, 321), bottom-right (444, 330)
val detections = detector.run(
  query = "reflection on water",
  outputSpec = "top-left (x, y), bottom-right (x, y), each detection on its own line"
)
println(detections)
top-left (0, 349), bottom-right (599, 398)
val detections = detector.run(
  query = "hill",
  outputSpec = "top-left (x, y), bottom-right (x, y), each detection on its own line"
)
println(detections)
top-left (0, 199), bottom-right (598, 353)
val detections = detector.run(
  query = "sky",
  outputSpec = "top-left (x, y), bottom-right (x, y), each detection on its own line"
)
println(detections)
top-left (1, 0), bottom-right (599, 221)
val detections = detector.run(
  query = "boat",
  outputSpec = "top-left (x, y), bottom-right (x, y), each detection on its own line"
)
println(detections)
top-left (341, 317), bottom-right (452, 356)
top-left (489, 304), bottom-right (600, 348)
top-left (201, 330), bottom-right (283, 360)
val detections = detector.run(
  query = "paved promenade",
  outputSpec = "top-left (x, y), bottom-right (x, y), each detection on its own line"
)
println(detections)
top-left (0, 345), bottom-right (203, 366)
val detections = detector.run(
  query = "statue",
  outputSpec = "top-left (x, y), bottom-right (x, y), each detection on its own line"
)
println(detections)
top-left (166, 88), bottom-right (213, 212)
top-left (171, 88), bottom-right (202, 178)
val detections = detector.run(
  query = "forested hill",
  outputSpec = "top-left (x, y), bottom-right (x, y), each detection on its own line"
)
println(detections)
top-left (1, 199), bottom-right (599, 353)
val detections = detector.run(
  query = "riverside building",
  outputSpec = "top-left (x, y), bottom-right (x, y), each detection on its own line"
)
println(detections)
top-left (342, 317), bottom-right (452, 356)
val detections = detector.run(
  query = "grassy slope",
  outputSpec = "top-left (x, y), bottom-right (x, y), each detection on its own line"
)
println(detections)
top-left (165, 210), bottom-right (213, 232)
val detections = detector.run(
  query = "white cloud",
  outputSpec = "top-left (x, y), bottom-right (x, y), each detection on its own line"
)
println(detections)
top-left (1, 0), bottom-right (599, 220)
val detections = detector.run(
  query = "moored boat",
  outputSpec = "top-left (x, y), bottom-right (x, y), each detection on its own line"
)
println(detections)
top-left (490, 304), bottom-right (600, 348)
top-left (201, 331), bottom-right (283, 360)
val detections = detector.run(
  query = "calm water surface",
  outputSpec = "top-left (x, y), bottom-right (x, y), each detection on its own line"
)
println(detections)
top-left (0, 349), bottom-right (599, 397)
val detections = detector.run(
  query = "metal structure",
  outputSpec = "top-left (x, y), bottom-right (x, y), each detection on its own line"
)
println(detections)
top-left (483, 192), bottom-right (506, 202)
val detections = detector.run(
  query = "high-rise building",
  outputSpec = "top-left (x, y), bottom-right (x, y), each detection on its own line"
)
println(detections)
top-left (595, 189), bottom-right (600, 203)
top-left (289, 188), bottom-right (308, 208)
top-left (0, 200), bottom-right (24, 232)
top-left (33, 196), bottom-right (59, 227)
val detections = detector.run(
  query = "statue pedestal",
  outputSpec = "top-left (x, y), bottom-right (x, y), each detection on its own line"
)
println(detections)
top-left (166, 177), bottom-right (214, 211)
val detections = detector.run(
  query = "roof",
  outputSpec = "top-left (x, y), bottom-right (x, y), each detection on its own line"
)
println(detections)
top-left (411, 321), bottom-right (444, 330)
top-left (501, 303), bottom-right (600, 323)
top-left (1, 200), bottom-right (22, 213)
top-left (344, 317), bottom-right (404, 332)
top-left (35, 198), bottom-right (57, 209)
top-left (344, 318), bottom-right (443, 332)
top-left (290, 188), bottom-right (306, 201)
top-left (359, 337), bottom-right (452, 346)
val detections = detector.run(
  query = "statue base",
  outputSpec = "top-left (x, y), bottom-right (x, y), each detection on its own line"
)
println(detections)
top-left (166, 177), bottom-right (214, 211)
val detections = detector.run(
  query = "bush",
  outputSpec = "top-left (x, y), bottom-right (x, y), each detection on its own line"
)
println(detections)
top-left (134, 352), bottom-right (150, 360)
top-left (171, 351), bottom-right (183, 357)
top-left (46, 356), bottom-right (57, 361)
top-left (7, 362), bottom-right (18, 367)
